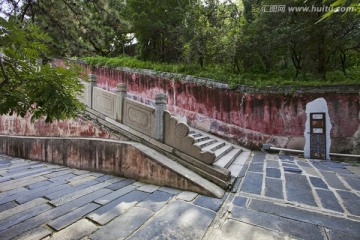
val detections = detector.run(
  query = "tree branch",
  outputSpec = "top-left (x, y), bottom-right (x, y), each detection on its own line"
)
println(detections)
top-left (0, 53), bottom-right (10, 89)
top-left (5, 61), bottom-right (25, 89)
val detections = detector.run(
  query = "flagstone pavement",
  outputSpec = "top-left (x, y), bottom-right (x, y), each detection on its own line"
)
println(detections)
top-left (0, 152), bottom-right (359, 240)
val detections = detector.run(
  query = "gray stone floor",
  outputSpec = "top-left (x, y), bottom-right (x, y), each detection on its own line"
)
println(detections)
top-left (0, 153), bottom-right (359, 240)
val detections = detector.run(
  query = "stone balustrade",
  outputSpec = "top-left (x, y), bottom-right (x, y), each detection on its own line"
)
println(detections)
top-left (80, 74), bottom-right (216, 165)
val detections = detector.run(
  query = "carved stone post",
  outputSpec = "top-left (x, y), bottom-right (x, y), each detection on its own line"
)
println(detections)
top-left (116, 83), bottom-right (127, 123)
top-left (88, 74), bottom-right (97, 108)
top-left (155, 93), bottom-right (167, 142)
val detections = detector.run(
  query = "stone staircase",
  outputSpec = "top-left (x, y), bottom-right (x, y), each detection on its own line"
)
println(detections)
top-left (189, 128), bottom-right (251, 180)
top-left (86, 105), bottom-right (251, 195)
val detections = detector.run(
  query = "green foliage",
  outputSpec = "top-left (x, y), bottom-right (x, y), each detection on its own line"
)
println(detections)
top-left (82, 55), bottom-right (360, 87)
top-left (124, 0), bottom-right (193, 61)
top-left (2, 0), bottom-right (358, 85)
top-left (320, 0), bottom-right (360, 20)
top-left (6, 0), bottom-right (130, 57)
top-left (0, 17), bottom-right (84, 122)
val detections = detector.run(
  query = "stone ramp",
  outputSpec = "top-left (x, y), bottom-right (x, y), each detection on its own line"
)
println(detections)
top-left (85, 107), bottom-right (250, 191)
top-left (0, 135), bottom-right (224, 198)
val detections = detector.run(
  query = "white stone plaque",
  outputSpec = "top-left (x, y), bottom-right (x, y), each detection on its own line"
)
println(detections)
top-left (304, 98), bottom-right (332, 160)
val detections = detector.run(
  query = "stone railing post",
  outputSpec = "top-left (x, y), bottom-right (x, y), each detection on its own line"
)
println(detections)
top-left (155, 93), bottom-right (167, 142)
top-left (116, 83), bottom-right (127, 123)
top-left (88, 74), bottom-right (97, 108)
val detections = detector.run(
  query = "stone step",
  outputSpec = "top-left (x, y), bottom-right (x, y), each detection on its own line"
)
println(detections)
top-left (194, 139), bottom-right (217, 148)
top-left (232, 151), bottom-right (251, 166)
top-left (214, 145), bottom-right (234, 161)
top-left (213, 148), bottom-right (242, 169)
top-left (189, 130), bottom-right (196, 134)
top-left (190, 133), bottom-right (202, 138)
top-left (228, 151), bottom-right (251, 178)
top-left (202, 142), bottom-right (226, 152)
top-left (193, 136), bottom-right (210, 143)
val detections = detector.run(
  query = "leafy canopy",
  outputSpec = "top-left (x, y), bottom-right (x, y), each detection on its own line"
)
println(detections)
top-left (0, 16), bottom-right (84, 122)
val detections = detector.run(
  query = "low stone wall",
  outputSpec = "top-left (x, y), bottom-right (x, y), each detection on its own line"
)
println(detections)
top-left (74, 61), bottom-right (360, 154)
top-left (0, 113), bottom-right (111, 139)
top-left (0, 135), bottom-right (223, 197)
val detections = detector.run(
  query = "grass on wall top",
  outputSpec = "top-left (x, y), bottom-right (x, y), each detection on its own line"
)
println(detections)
top-left (81, 55), bottom-right (360, 88)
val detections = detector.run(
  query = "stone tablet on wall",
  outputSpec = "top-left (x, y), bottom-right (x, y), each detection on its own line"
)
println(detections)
top-left (304, 98), bottom-right (332, 160)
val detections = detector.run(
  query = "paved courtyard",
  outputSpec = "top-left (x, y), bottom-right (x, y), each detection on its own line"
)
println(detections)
top-left (0, 152), bottom-right (359, 240)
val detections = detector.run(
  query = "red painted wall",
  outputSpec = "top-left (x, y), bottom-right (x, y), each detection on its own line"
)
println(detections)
top-left (55, 60), bottom-right (360, 153)
top-left (0, 112), bottom-right (111, 139)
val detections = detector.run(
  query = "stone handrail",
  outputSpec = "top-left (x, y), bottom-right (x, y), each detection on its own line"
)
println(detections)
top-left (163, 111), bottom-right (216, 164)
top-left (80, 74), bottom-right (216, 165)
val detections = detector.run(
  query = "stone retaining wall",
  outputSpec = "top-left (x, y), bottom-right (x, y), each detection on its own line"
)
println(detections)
top-left (0, 113), bottom-right (112, 139)
top-left (0, 135), bottom-right (223, 197)
top-left (72, 60), bottom-right (359, 154)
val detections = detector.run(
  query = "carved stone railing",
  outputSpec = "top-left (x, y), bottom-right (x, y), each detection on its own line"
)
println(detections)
top-left (80, 74), bottom-right (216, 165)
top-left (163, 111), bottom-right (216, 164)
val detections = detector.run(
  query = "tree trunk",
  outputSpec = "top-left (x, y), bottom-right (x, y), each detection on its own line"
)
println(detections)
top-left (317, 29), bottom-right (326, 80)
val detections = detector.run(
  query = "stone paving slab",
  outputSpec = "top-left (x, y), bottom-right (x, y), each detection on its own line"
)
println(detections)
top-left (90, 207), bottom-right (154, 240)
top-left (0, 198), bottom-right (47, 221)
top-left (240, 172), bottom-right (263, 194)
top-left (16, 182), bottom-right (71, 204)
top-left (87, 190), bottom-right (150, 225)
top-left (45, 180), bottom-right (99, 200)
top-left (337, 190), bottom-right (360, 215)
top-left (106, 178), bottom-right (135, 191)
top-left (230, 205), bottom-right (326, 240)
top-left (49, 182), bottom-right (112, 207)
top-left (0, 166), bottom-right (52, 183)
top-left (320, 171), bottom-right (348, 190)
top-left (301, 166), bottom-right (321, 176)
top-left (309, 176), bottom-right (329, 189)
top-left (219, 219), bottom-right (289, 240)
top-left (342, 177), bottom-right (360, 191)
top-left (0, 153), bottom-right (360, 240)
top-left (94, 184), bottom-right (137, 205)
top-left (316, 189), bottom-right (344, 213)
top-left (128, 200), bottom-right (216, 240)
top-left (0, 175), bottom-right (47, 192)
top-left (0, 203), bottom-right (52, 232)
top-left (16, 226), bottom-right (52, 240)
top-left (248, 198), bottom-right (360, 236)
top-left (48, 203), bottom-right (100, 231)
top-left (265, 177), bottom-right (284, 199)
top-left (0, 201), bottom-right (15, 212)
top-left (27, 180), bottom-right (53, 189)
top-left (0, 186), bottom-right (27, 199)
top-left (0, 188), bottom-right (112, 239)
top-left (326, 228), bottom-right (360, 240)
top-left (176, 191), bottom-right (198, 202)
top-left (50, 219), bottom-right (98, 240)
top-left (285, 172), bottom-right (317, 206)
top-left (136, 190), bottom-right (173, 212)
top-left (266, 168), bottom-right (281, 178)
top-left (193, 194), bottom-right (226, 212)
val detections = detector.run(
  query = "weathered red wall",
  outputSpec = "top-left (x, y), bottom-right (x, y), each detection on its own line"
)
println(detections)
top-left (54, 60), bottom-right (360, 153)
top-left (0, 112), bottom-right (111, 139)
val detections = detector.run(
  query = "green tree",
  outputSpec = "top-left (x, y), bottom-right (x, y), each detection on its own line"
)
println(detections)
top-left (236, 0), bottom-right (360, 79)
top-left (0, 17), bottom-right (84, 122)
top-left (125, 0), bottom-right (194, 62)
top-left (1, 0), bottom-right (131, 57)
